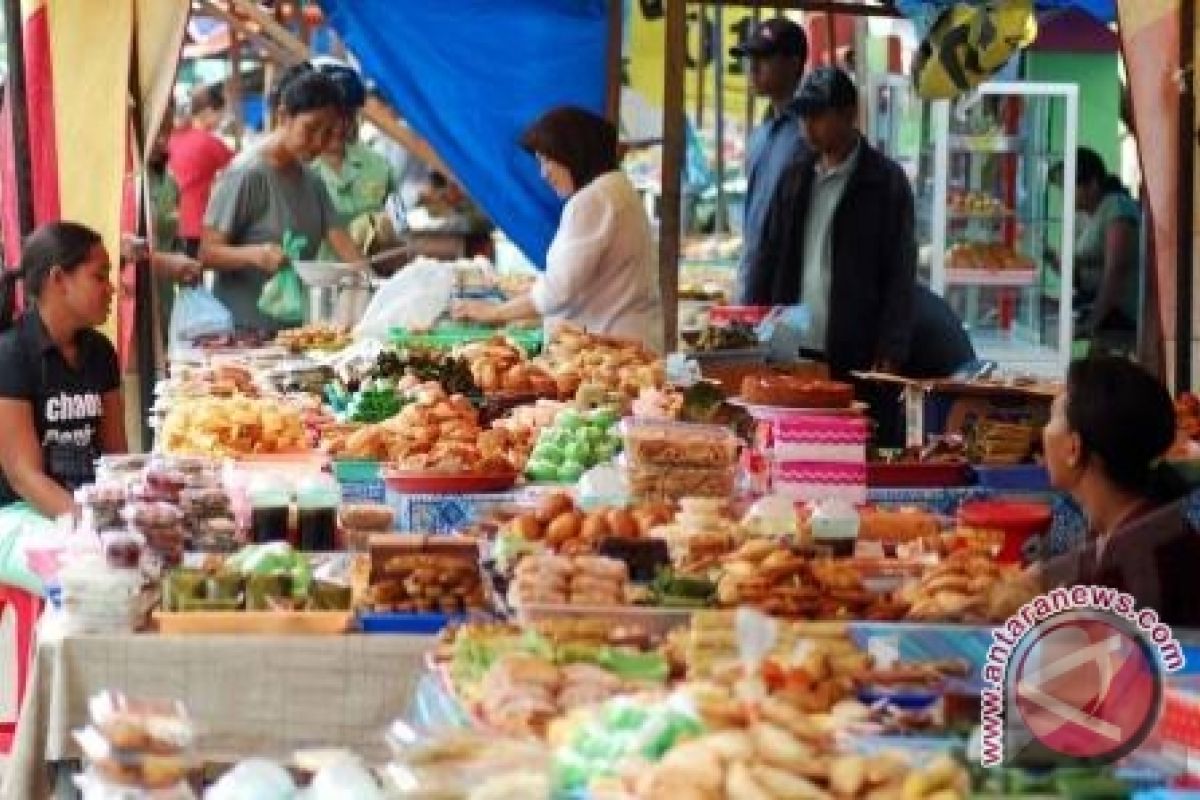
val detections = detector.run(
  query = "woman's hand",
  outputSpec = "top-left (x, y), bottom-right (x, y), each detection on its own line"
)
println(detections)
top-left (253, 243), bottom-right (287, 274)
top-left (451, 299), bottom-right (497, 324)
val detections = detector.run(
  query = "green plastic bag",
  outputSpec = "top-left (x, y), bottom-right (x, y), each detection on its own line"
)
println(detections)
top-left (258, 229), bottom-right (308, 325)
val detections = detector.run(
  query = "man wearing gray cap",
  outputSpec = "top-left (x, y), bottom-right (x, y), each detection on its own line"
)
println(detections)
top-left (731, 18), bottom-right (809, 304)
top-left (745, 67), bottom-right (916, 381)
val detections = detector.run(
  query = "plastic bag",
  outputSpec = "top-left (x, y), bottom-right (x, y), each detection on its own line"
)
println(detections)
top-left (168, 287), bottom-right (232, 352)
top-left (354, 258), bottom-right (455, 341)
top-left (257, 265), bottom-right (306, 326)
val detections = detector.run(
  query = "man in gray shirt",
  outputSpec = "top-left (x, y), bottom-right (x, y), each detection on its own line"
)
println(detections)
top-left (731, 18), bottom-right (809, 303)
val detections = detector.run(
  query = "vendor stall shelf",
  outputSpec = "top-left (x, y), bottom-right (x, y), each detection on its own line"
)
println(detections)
top-left (926, 82), bottom-right (1078, 378)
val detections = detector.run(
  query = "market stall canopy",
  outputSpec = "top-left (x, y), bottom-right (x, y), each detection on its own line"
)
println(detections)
top-left (318, 0), bottom-right (610, 269)
top-left (897, 0), bottom-right (1115, 24)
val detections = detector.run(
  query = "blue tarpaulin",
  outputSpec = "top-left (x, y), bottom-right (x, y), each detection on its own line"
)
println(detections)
top-left (319, 0), bottom-right (610, 268)
top-left (898, 0), bottom-right (1115, 29)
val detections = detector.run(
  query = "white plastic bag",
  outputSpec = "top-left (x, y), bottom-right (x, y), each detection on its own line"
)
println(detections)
top-left (169, 287), bottom-right (233, 352)
top-left (353, 258), bottom-right (455, 341)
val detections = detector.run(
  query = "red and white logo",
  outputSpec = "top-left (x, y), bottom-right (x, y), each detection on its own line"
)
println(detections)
top-left (1011, 611), bottom-right (1161, 761)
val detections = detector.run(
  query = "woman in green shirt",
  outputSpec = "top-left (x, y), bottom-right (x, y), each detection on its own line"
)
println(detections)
top-left (1073, 147), bottom-right (1140, 354)
top-left (310, 60), bottom-right (399, 259)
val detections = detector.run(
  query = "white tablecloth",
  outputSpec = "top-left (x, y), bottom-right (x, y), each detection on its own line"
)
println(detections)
top-left (3, 615), bottom-right (433, 799)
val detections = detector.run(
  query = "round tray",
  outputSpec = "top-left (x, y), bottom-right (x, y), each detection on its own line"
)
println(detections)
top-left (730, 398), bottom-right (868, 417)
top-left (383, 470), bottom-right (519, 494)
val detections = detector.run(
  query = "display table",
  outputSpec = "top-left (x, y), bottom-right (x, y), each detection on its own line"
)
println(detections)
top-left (2, 615), bottom-right (434, 800)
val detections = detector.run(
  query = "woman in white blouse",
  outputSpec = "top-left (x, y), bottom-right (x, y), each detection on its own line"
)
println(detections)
top-left (453, 106), bottom-right (664, 352)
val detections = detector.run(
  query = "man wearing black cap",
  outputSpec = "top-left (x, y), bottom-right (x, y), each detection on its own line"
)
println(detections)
top-left (730, 18), bottom-right (809, 303)
top-left (746, 66), bottom-right (916, 381)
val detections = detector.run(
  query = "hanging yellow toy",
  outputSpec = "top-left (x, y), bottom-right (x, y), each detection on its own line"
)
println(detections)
top-left (912, 0), bottom-right (1038, 100)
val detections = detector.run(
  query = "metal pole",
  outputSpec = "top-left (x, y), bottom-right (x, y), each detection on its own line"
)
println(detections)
top-left (660, 0), bottom-right (687, 350)
top-left (714, 0), bottom-right (726, 235)
top-left (745, 5), bottom-right (760, 138)
top-left (1177, 0), bottom-right (1195, 390)
top-left (4, 0), bottom-right (36, 243)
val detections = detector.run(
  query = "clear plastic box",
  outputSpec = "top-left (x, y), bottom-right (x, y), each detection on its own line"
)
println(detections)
top-left (625, 462), bottom-right (736, 503)
top-left (619, 419), bottom-right (739, 469)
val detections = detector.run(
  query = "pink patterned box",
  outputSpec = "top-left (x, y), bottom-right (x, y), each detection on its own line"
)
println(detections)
top-left (772, 460), bottom-right (867, 503)
top-left (771, 415), bottom-right (868, 463)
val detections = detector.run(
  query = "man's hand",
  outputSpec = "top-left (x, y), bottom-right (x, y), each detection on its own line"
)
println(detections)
top-left (254, 243), bottom-right (287, 274)
top-left (159, 253), bottom-right (202, 285)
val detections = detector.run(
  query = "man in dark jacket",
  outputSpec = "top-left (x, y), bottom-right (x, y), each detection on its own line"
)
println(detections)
top-left (745, 67), bottom-right (917, 379)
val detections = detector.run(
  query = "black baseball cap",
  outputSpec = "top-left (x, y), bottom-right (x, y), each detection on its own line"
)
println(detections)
top-left (730, 18), bottom-right (807, 59)
top-left (795, 67), bottom-right (858, 116)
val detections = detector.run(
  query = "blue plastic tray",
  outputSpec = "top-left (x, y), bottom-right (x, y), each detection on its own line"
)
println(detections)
top-left (971, 464), bottom-right (1051, 491)
top-left (357, 611), bottom-right (471, 634)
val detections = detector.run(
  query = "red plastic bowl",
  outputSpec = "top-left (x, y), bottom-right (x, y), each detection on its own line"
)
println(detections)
top-left (708, 305), bottom-right (774, 327)
top-left (958, 499), bottom-right (1053, 564)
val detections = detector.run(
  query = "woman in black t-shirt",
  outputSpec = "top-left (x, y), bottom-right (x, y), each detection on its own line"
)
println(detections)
top-left (0, 221), bottom-right (125, 520)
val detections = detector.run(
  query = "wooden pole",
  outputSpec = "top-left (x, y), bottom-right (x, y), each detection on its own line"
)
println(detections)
top-left (4, 0), bottom-right (36, 243)
top-left (696, 1), bottom-right (706, 129)
top-left (714, 0), bottom-right (726, 234)
top-left (660, 0), bottom-right (687, 350)
top-left (1177, 0), bottom-right (1195, 390)
top-left (226, 34), bottom-right (244, 149)
top-left (605, 0), bottom-right (624, 124)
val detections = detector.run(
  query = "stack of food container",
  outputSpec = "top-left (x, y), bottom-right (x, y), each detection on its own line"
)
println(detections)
top-left (619, 420), bottom-right (740, 503)
top-left (764, 414), bottom-right (869, 503)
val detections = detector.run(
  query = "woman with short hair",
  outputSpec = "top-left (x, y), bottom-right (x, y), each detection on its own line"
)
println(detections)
top-left (200, 64), bottom-right (365, 331)
top-left (453, 106), bottom-right (664, 352)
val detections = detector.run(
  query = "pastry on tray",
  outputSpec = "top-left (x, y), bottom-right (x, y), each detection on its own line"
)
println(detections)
top-left (739, 375), bottom-right (855, 409)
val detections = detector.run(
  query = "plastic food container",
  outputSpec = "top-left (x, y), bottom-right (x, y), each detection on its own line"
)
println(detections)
top-left (95, 454), bottom-right (149, 483)
top-left (295, 474), bottom-right (341, 552)
top-left (76, 482), bottom-right (127, 529)
top-left (625, 462), bottom-right (736, 502)
top-left (707, 305), bottom-right (774, 327)
top-left (957, 499), bottom-right (1052, 564)
top-left (88, 691), bottom-right (195, 752)
top-left (338, 503), bottom-right (395, 531)
top-left (100, 530), bottom-right (145, 570)
top-left (246, 475), bottom-right (292, 545)
top-left (620, 419), bottom-right (739, 469)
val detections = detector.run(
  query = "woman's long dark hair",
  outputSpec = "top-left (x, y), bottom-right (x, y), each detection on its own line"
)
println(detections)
top-left (1065, 356), bottom-right (1186, 501)
top-left (520, 106), bottom-right (618, 193)
top-left (1077, 146), bottom-right (1126, 197)
top-left (0, 221), bottom-right (102, 332)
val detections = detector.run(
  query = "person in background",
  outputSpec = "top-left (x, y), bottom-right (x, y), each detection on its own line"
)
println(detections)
top-left (452, 106), bottom-right (664, 352)
top-left (169, 83), bottom-right (234, 257)
top-left (137, 114), bottom-right (203, 343)
top-left (1073, 147), bottom-right (1141, 354)
top-left (200, 65), bottom-right (365, 332)
top-left (747, 67), bottom-right (916, 379)
top-left (0, 223), bottom-right (125, 520)
top-left (1037, 356), bottom-right (1200, 626)
top-left (309, 59), bottom-right (401, 262)
top-left (901, 285), bottom-right (976, 379)
top-left (731, 17), bottom-right (810, 303)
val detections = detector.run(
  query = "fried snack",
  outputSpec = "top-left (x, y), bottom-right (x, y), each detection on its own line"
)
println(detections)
top-left (159, 396), bottom-right (307, 456)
